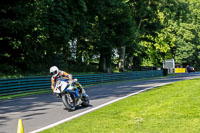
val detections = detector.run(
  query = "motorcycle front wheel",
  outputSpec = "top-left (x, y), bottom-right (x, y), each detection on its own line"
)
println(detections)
top-left (62, 94), bottom-right (75, 111)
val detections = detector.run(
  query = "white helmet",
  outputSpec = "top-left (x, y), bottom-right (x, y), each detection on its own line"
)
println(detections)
top-left (50, 66), bottom-right (59, 77)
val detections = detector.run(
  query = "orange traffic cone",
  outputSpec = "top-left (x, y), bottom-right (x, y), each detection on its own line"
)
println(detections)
top-left (17, 119), bottom-right (24, 133)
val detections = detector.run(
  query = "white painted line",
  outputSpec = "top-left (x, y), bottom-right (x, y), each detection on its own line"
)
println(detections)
top-left (30, 82), bottom-right (174, 133)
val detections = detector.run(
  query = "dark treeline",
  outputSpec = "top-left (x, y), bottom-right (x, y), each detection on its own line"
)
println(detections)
top-left (0, 0), bottom-right (200, 75)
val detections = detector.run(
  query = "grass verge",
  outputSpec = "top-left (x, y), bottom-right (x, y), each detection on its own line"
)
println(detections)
top-left (40, 78), bottom-right (200, 133)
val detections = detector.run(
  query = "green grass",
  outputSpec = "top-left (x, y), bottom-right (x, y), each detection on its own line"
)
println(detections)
top-left (40, 78), bottom-right (200, 133)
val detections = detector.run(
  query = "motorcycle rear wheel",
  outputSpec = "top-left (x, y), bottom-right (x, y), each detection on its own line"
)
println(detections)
top-left (81, 95), bottom-right (89, 107)
top-left (62, 94), bottom-right (75, 111)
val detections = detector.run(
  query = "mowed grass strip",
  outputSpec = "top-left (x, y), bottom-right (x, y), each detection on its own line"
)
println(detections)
top-left (41, 78), bottom-right (200, 133)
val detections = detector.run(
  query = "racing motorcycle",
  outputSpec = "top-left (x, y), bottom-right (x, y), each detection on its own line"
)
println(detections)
top-left (53, 78), bottom-right (89, 111)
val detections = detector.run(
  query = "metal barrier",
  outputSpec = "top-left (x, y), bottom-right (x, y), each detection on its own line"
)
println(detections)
top-left (0, 70), bottom-right (163, 97)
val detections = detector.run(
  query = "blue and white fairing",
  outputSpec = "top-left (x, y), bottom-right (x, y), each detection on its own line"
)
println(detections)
top-left (53, 79), bottom-right (80, 98)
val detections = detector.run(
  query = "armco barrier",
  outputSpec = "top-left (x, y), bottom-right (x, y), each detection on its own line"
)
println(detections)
top-left (0, 70), bottom-right (163, 97)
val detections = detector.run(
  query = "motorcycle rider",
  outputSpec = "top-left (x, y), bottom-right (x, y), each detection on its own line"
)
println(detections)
top-left (50, 66), bottom-right (86, 96)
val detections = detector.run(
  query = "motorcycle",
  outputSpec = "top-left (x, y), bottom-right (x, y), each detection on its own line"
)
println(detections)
top-left (53, 78), bottom-right (89, 111)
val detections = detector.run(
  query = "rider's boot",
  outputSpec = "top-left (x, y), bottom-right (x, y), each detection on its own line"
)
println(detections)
top-left (74, 81), bottom-right (86, 97)
top-left (77, 98), bottom-right (82, 105)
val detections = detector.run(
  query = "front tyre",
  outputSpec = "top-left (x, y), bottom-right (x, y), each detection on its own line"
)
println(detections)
top-left (62, 94), bottom-right (75, 111)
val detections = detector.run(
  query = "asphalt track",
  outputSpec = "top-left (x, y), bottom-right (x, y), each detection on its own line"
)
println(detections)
top-left (1, 73), bottom-right (200, 133)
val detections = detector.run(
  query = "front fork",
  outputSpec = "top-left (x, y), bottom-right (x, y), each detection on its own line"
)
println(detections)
top-left (66, 92), bottom-right (79, 105)
top-left (63, 88), bottom-right (81, 105)
top-left (65, 93), bottom-right (74, 104)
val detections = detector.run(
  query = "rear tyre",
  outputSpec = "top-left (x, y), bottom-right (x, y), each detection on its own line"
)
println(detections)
top-left (81, 95), bottom-right (89, 107)
top-left (62, 94), bottom-right (75, 111)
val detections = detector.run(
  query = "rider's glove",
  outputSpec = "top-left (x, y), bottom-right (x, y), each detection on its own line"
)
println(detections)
top-left (51, 86), bottom-right (54, 91)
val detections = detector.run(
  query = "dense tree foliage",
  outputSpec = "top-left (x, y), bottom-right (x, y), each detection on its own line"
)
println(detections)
top-left (0, 0), bottom-right (200, 75)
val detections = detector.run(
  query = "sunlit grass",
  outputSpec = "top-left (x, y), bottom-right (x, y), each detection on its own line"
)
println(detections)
top-left (41, 78), bottom-right (200, 133)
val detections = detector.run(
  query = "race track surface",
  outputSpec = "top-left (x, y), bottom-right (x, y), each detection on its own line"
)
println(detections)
top-left (1, 73), bottom-right (200, 133)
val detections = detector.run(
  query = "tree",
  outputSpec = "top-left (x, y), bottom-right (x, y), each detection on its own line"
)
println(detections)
top-left (0, 0), bottom-right (41, 73)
